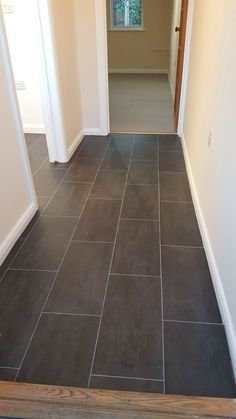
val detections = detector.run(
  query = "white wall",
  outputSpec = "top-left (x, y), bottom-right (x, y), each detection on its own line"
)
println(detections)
top-left (169, 0), bottom-right (181, 99)
top-left (2, 0), bottom-right (45, 133)
top-left (182, 0), bottom-right (236, 373)
top-left (0, 9), bottom-right (37, 264)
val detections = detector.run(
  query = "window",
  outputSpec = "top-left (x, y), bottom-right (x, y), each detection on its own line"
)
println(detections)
top-left (110, 0), bottom-right (143, 30)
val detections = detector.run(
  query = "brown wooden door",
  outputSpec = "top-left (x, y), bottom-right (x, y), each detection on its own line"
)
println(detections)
top-left (174, 0), bottom-right (189, 130)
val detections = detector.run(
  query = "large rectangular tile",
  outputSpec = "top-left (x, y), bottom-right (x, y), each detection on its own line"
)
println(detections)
top-left (90, 375), bottom-right (163, 393)
top-left (132, 142), bottom-right (158, 160)
top-left (162, 246), bottom-right (221, 323)
top-left (90, 171), bottom-right (126, 199)
top-left (64, 159), bottom-right (101, 183)
top-left (121, 185), bottom-right (159, 220)
top-left (78, 139), bottom-right (108, 159)
top-left (165, 322), bottom-right (236, 397)
top-left (109, 134), bottom-right (134, 151)
top-left (44, 183), bottom-right (91, 217)
top-left (25, 133), bottom-right (40, 149)
top-left (28, 135), bottom-right (48, 157)
top-left (160, 173), bottom-right (192, 202)
top-left (0, 270), bottom-right (54, 367)
top-left (20, 196), bottom-right (50, 239)
top-left (112, 220), bottom-right (160, 276)
top-left (0, 368), bottom-right (17, 381)
top-left (135, 134), bottom-right (158, 143)
top-left (160, 202), bottom-right (202, 246)
top-left (128, 160), bottom-right (158, 185)
top-left (92, 274), bottom-right (163, 379)
top-left (17, 314), bottom-right (99, 387)
top-left (160, 152), bottom-right (186, 172)
top-left (159, 135), bottom-right (182, 152)
top-left (100, 149), bottom-right (130, 171)
top-left (46, 242), bottom-right (113, 315)
top-left (74, 199), bottom-right (121, 242)
top-left (33, 167), bottom-right (67, 196)
top-left (12, 216), bottom-right (77, 270)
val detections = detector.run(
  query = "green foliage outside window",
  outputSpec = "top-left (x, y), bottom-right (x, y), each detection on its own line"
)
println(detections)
top-left (113, 0), bottom-right (142, 26)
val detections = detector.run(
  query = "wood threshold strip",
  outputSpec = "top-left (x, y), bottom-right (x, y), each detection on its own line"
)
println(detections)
top-left (0, 381), bottom-right (235, 419)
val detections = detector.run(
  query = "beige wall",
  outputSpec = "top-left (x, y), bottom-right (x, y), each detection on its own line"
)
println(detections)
top-left (169, 0), bottom-right (181, 99)
top-left (0, 11), bottom-right (36, 263)
top-left (49, 0), bottom-right (83, 149)
top-left (182, 0), bottom-right (236, 369)
top-left (107, 0), bottom-right (172, 71)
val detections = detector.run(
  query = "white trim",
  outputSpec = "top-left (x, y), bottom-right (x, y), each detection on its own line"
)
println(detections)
top-left (109, 68), bottom-right (168, 74)
top-left (177, 0), bottom-right (194, 136)
top-left (0, 203), bottom-right (37, 265)
top-left (23, 124), bottom-right (46, 134)
top-left (83, 128), bottom-right (103, 136)
top-left (182, 134), bottom-right (236, 378)
top-left (95, 0), bottom-right (110, 135)
top-left (37, 0), bottom-right (68, 162)
top-left (67, 130), bottom-right (84, 160)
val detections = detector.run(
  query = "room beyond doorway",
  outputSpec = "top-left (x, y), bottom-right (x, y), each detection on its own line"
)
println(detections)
top-left (109, 73), bottom-right (175, 133)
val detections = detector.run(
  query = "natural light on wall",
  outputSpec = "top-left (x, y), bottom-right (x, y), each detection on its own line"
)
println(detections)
top-left (110, 0), bottom-right (143, 30)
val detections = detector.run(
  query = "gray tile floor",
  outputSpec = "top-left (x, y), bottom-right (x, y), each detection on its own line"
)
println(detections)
top-left (0, 133), bottom-right (235, 397)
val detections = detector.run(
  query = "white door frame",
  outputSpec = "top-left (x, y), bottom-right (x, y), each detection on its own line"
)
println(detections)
top-left (95, 0), bottom-right (194, 136)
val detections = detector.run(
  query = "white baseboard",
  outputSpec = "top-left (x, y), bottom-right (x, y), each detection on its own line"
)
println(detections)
top-left (182, 134), bottom-right (236, 378)
top-left (108, 68), bottom-right (168, 75)
top-left (0, 202), bottom-right (38, 266)
top-left (68, 130), bottom-right (84, 161)
top-left (23, 124), bottom-right (46, 134)
top-left (83, 128), bottom-right (103, 136)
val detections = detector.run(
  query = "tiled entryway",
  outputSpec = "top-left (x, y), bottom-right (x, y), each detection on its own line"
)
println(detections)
top-left (0, 134), bottom-right (235, 397)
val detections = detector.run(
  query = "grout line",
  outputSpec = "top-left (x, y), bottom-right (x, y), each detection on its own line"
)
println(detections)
top-left (91, 374), bottom-right (164, 382)
top-left (72, 240), bottom-right (114, 245)
top-left (0, 366), bottom-right (19, 370)
top-left (164, 319), bottom-right (223, 326)
top-left (14, 136), bottom-right (111, 382)
top-left (158, 135), bottom-right (166, 394)
top-left (8, 268), bottom-right (57, 273)
top-left (88, 197), bottom-right (122, 202)
top-left (109, 273), bottom-right (161, 279)
top-left (160, 200), bottom-right (192, 204)
top-left (41, 215), bottom-right (78, 219)
top-left (161, 244), bottom-right (204, 249)
top-left (62, 181), bottom-right (93, 185)
top-left (43, 312), bottom-right (101, 318)
top-left (25, 133), bottom-right (42, 151)
top-left (120, 218), bottom-right (159, 222)
top-left (87, 135), bottom-right (136, 388)
top-left (30, 156), bottom-right (48, 177)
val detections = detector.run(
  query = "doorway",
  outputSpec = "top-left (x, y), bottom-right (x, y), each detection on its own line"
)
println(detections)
top-left (100, 0), bottom-right (189, 134)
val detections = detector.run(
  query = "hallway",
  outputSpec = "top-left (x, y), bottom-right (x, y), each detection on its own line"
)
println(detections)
top-left (0, 134), bottom-right (235, 397)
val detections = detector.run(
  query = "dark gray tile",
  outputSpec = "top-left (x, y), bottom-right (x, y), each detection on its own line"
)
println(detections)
top-left (109, 134), bottom-right (134, 151)
top-left (162, 246), bottom-right (221, 323)
top-left (132, 142), bottom-right (158, 160)
top-left (160, 152), bottom-right (186, 173)
top-left (90, 375), bottom-right (163, 393)
top-left (0, 239), bottom-right (24, 280)
top-left (78, 139), bottom-right (108, 159)
top-left (28, 154), bottom-right (47, 175)
top-left (64, 159), bottom-right (101, 183)
top-left (12, 216), bottom-right (77, 270)
top-left (90, 171), bottom-right (126, 199)
top-left (93, 274), bottom-right (163, 379)
top-left (0, 270), bottom-right (54, 367)
top-left (159, 135), bottom-right (182, 152)
top-left (165, 322), bottom-right (236, 397)
top-left (20, 196), bottom-right (50, 239)
top-left (17, 314), bottom-right (99, 387)
top-left (44, 183), bottom-right (91, 217)
top-left (135, 134), bottom-right (158, 143)
top-left (128, 160), bottom-right (158, 185)
top-left (46, 242), bottom-right (112, 315)
top-left (85, 135), bottom-right (110, 143)
top-left (28, 135), bottom-right (48, 157)
top-left (25, 133), bottom-right (40, 149)
top-left (100, 150), bottom-right (130, 171)
top-left (121, 185), bottom-right (159, 220)
top-left (112, 220), bottom-right (160, 276)
top-left (33, 167), bottom-right (67, 196)
top-left (160, 173), bottom-right (192, 202)
top-left (160, 202), bottom-right (202, 247)
top-left (74, 199), bottom-right (121, 242)
top-left (0, 368), bottom-right (17, 381)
